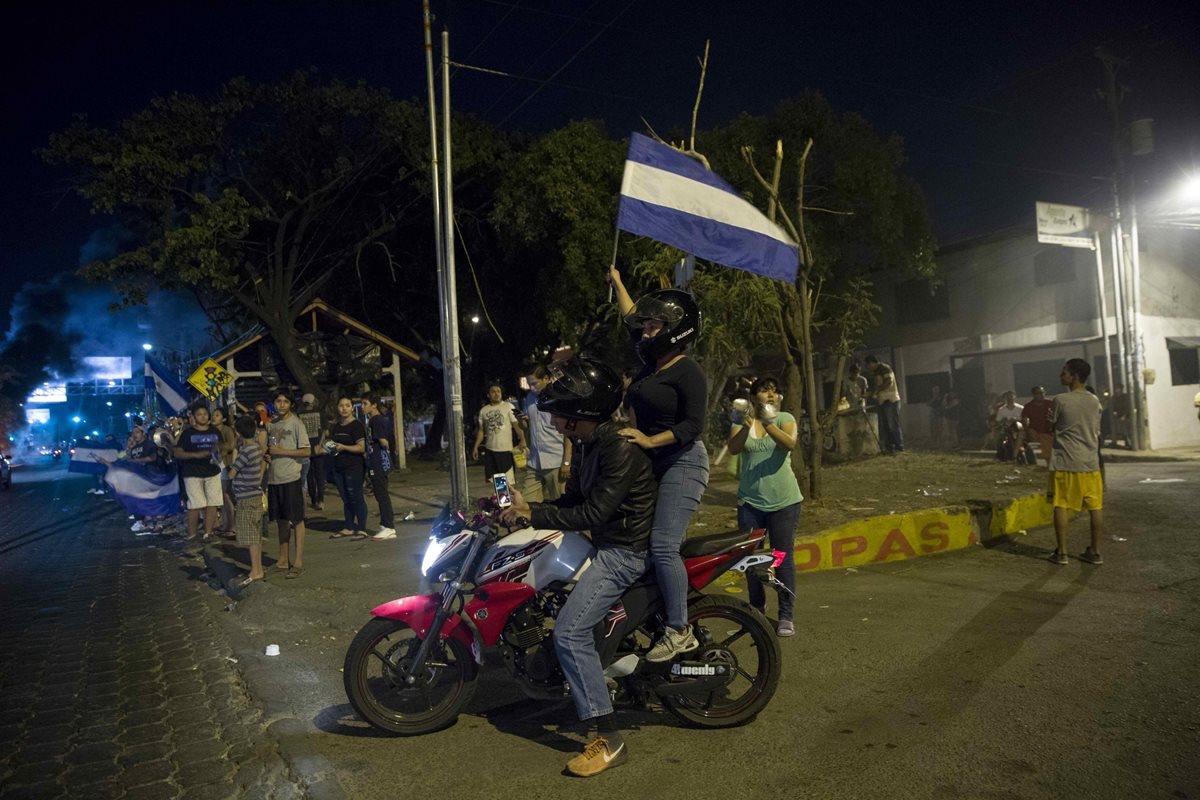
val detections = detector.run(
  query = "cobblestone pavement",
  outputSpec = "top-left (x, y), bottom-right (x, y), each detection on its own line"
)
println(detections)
top-left (0, 465), bottom-right (305, 799)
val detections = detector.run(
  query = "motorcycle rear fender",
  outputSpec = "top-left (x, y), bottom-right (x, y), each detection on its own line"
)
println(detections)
top-left (370, 594), bottom-right (484, 664)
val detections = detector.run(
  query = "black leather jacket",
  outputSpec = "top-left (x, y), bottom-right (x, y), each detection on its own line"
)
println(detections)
top-left (528, 420), bottom-right (655, 552)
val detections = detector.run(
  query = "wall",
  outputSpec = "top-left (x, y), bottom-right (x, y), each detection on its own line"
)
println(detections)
top-left (865, 225), bottom-right (1200, 448)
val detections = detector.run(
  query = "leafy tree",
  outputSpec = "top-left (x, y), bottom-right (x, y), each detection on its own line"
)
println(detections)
top-left (42, 72), bottom-right (503, 396)
top-left (491, 120), bottom-right (627, 347)
top-left (717, 95), bottom-right (935, 497)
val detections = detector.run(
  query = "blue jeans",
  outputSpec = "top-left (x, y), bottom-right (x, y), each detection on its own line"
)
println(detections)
top-left (332, 468), bottom-right (368, 531)
top-left (651, 442), bottom-right (710, 631)
top-left (554, 546), bottom-right (649, 721)
top-left (878, 401), bottom-right (904, 453)
top-left (739, 502), bottom-right (801, 621)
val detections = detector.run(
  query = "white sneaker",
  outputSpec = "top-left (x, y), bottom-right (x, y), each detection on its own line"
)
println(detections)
top-left (645, 625), bottom-right (700, 663)
top-left (131, 521), bottom-right (146, 532)
top-left (371, 527), bottom-right (397, 540)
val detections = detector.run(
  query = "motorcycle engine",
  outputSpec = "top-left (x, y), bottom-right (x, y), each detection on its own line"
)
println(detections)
top-left (502, 604), bottom-right (547, 650)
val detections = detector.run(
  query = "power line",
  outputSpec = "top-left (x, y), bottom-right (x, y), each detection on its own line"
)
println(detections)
top-left (448, 59), bottom-right (635, 101)
top-left (496, 0), bottom-right (639, 127)
top-left (480, 0), bottom-right (608, 119)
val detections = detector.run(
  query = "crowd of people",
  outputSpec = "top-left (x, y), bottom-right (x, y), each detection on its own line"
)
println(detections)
top-left (88, 389), bottom-right (402, 586)
top-left (79, 268), bottom-right (1120, 778)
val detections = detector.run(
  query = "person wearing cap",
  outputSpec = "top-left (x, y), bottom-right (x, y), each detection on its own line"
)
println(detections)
top-left (607, 265), bottom-right (708, 663)
top-left (500, 355), bottom-right (655, 777)
top-left (297, 393), bottom-right (325, 510)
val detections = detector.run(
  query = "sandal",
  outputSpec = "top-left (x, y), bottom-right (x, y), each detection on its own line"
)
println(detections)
top-left (330, 529), bottom-right (357, 539)
top-left (235, 574), bottom-right (266, 588)
top-left (285, 567), bottom-right (305, 580)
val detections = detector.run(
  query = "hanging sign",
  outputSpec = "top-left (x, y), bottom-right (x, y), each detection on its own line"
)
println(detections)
top-left (1035, 202), bottom-right (1095, 249)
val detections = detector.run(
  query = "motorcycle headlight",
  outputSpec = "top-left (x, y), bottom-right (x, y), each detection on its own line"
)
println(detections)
top-left (421, 535), bottom-right (454, 577)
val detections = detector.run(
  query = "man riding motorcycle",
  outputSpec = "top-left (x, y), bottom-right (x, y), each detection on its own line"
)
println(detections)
top-left (500, 355), bottom-right (656, 777)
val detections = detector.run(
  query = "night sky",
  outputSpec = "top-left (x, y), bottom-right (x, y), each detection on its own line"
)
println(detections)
top-left (2, 0), bottom-right (1197, 333)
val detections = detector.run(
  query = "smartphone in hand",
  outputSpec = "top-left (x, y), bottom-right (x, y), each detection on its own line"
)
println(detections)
top-left (493, 472), bottom-right (512, 508)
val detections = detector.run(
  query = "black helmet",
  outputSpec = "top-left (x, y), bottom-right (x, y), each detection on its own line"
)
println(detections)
top-left (537, 357), bottom-right (622, 422)
top-left (625, 288), bottom-right (701, 364)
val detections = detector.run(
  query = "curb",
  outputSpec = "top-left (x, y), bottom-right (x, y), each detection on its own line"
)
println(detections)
top-left (792, 490), bottom-right (1052, 573)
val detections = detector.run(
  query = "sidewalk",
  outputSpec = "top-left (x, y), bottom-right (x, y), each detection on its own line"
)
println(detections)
top-left (0, 469), bottom-right (301, 800)
top-left (957, 445), bottom-right (1200, 463)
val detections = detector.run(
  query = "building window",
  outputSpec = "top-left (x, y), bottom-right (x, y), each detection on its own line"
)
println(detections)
top-left (1033, 248), bottom-right (1076, 286)
top-left (1168, 340), bottom-right (1200, 385)
top-left (895, 280), bottom-right (949, 325)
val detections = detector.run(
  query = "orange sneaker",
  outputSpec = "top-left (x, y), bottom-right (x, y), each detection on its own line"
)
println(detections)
top-left (565, 736), bottom-right (628, 777)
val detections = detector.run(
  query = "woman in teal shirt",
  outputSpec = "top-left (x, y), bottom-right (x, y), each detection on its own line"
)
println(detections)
top-left (726, 376), bottom-right (803, 637)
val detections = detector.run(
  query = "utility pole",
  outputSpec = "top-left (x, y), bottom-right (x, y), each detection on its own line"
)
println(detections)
top-left (440, 27), bottom-right (470, 506)
top-left (1096, 46), bottom-right (1146, 450)
top-left (422, 1), bottom-right (469, 507)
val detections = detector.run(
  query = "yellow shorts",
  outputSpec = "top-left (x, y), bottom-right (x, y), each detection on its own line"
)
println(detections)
top-left (1047, 471), bottom-right (1103, 511)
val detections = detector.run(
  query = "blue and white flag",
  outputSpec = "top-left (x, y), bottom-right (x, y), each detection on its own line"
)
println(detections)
top-left (68, 443), bottom-right (121, 475)
top-left (617, 133), bottom-right (800, 283)
top-left (105, 461), bottom-right (181, 517)
top-left (145, 354), bottom-right (189, 415)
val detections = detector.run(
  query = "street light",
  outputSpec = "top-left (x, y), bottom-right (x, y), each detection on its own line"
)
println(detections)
top-left (470, 315), bottom-right (480, 324)
top-left (142, 343), bottom-right (153, 351)
top-left (1181, 174), bottom-right (1200, 205)
top-left (105, 401), bottom-right (113, 407)
top-left (72, 416), bottom-right (82, 423)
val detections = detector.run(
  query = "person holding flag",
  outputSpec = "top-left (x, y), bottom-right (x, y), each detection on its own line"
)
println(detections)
top-left (608, 267), bottom-right (707, 662)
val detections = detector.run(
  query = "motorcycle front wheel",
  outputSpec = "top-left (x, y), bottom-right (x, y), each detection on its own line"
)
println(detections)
top-left (661, 595), bottom-right (782, 728)
top-left (343, 617), bottom-right (477, 735)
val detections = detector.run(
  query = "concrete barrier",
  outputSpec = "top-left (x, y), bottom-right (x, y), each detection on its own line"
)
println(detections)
top-left (787, 490), bottom-right (1051, 573)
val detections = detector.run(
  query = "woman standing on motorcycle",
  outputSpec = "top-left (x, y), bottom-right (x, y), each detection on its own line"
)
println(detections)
top-left (726, 376), bottom-right (802, 637)
top-left (607, 266), bottom-right (708, 662)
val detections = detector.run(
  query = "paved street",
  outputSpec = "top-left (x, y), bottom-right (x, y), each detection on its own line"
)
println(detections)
top-left (3, 458), bottom-right (1198, 800)
top-left (204, 458), bottom-right (1198, 800)
top-left (0, 464), bottom-right (304, 799)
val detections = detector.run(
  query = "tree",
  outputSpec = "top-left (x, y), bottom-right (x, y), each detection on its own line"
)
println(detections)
top-left (491, 120), bottom-right (627, 348)
top-left (723, 96), bottom-right (936, 497)
top-left (42, 72), bottom-right (502, 397)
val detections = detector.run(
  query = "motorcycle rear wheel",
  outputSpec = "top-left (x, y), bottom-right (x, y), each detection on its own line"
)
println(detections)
top-left (343, 617), bottom-right (477, 735)
top-left (661, 595), bottom-right (782, 728)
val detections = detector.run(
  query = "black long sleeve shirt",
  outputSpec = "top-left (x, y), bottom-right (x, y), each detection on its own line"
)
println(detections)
top-left (627, 356), bottom-right (707, 467)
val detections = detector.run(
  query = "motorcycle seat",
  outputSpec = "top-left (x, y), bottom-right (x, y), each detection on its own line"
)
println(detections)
top-left (679, 529), bottom-right (760, 558)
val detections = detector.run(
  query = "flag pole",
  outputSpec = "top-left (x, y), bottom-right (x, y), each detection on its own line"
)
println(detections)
top-left (607, 230), bottom-right (619, 303)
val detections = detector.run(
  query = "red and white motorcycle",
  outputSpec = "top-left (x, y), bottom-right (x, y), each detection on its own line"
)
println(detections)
top-left (343, 499), bottom-right (786, 734)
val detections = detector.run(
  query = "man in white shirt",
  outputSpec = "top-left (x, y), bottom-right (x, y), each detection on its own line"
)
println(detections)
top-left (471, 381), bottom-right (527, 487)
top-left (995, 391), bottom-right (1024, 424)
top-left (865, 355), bottom-right (904, 454)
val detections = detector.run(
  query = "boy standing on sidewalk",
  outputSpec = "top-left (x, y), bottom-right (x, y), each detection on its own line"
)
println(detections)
top-left (266, 390), bottom-right (309, 578)
top-left (1047, 358), bottom-right (1105, 566)
top-left (229, 415), bottom-right (266, 584)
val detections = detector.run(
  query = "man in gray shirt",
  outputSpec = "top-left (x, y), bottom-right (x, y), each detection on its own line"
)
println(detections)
top-left (267, 390), bottom-right (310, 578)
top-left (1047, 358), bottom-right (1105, 566)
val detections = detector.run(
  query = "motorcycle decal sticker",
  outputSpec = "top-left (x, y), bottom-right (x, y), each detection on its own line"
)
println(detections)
top-left (604, 602), bottom-right (628, 638)
top-left (478, 532), bottom-right (563, 582)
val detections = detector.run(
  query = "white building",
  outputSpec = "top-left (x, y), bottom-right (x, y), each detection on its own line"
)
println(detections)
top-left (862, 224), bottom-right (1200, 449)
